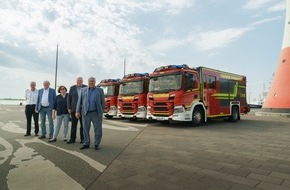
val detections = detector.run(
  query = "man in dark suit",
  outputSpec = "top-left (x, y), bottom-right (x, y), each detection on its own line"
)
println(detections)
top-left (76, 77), bottom-right (105, 150)
top-left (67, 77), bottom-right (87, 144)
top-left (36, 80), bottom-right (56, 139)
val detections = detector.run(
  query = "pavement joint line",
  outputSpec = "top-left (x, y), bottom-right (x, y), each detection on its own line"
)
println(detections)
top-left (86, 122), bottom-right (149, 189)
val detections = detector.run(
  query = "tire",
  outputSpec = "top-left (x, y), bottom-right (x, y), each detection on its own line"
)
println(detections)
top-left (160, 120), bottom-right (170, 125)
top-left (229, 106), bottom-right (239, 122)
top-left (192, 107), bottom-right (203, 127)
top-left (105, 115), bottom-right (113, 119)
top-left (129, 117), bottom-right (137, 121)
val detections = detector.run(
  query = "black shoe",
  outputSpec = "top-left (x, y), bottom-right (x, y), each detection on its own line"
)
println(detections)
top-left (95, 145), bottom-right (100, 150)
top-left (24, 134), bottom-right (31, 137)
top-left (39, 135), bottom-right (46, 139)
top-left (48, 135), bottom-right (53, 139)
top-left (48, 139), bottom-right (57, 142)
top-left (80, 145), bottom-right (89, 150)
top-left (67, 140), bottom-right (75, 144)
top-left (80, 140), bottom-right (84, 143)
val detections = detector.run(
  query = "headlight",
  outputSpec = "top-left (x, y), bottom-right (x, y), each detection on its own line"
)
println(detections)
top-left (138, 107), bottom-right (146, 112)
top-left (147, 107), bottom-right (151, 112)
top-left (174, 107), bottom-right (184, 113)
top-left (110, 106), bottom-right (117, 110)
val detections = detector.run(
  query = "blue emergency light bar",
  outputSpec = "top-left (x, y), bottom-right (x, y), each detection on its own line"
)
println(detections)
top-left (123, 73), bottom-right (149, 79)
top-left (100, 79), bottom-right (120, 83)
top-left (154, 64), bottom-right (190, 72)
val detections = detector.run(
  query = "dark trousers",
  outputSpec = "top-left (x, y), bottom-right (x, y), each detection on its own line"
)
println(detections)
top-left (25, 105), bottom-right (39, 135)
top-left (70, 112), bottom-right (84, 141)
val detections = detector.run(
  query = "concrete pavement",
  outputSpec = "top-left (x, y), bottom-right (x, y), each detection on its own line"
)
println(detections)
top-left (1, 105), bottom-right (290, 190)
top-left (89, 110), bottom-right (290, 190)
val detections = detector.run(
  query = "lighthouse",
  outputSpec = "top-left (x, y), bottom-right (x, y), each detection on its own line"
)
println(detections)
top-left (260, 0), bottom-right (290, 115)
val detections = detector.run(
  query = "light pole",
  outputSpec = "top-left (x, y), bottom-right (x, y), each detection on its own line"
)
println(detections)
top-left (54, 44), bottom-right (59, 90)
top-left (124, 58), bottom-right (126, 76)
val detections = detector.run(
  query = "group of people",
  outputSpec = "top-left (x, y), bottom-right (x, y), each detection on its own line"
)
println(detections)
top-left (24, 77), bottom-right (105, 150)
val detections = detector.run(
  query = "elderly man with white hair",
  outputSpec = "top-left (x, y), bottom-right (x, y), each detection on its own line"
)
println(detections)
top-left (67, 76), bottom-right (87, 144)
top-left (36, 80), bottom-right (56, 139)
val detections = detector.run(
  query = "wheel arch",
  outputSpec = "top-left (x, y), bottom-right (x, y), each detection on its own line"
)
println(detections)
top-left (189, 102), bottom-right (207, 123)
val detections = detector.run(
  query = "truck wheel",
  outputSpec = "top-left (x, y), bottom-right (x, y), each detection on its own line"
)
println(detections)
top-left (160, 120), bottom-right (170, 125)
top-left (192, 107), bottom-right (203, 127)
top-left (105, 115), bottom-right (113, 119)
top-left (229, 106), bottom-right (239, 122)
top-left (130, 117), bottom-right (137, 121)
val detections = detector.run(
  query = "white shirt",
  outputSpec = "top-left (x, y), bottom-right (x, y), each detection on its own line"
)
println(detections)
top-left (25, 89), bottom-right (38, 105)
top-left (41, 88), bottom-right (50, 106)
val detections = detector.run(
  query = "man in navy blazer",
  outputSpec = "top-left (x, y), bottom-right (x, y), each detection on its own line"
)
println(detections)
top-left (36, 80), bottom-right (56, 139)
top-left (76, 77), bottom-right (105, 150)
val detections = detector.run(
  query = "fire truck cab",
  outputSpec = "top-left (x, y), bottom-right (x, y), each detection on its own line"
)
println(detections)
top-left (146, 64), bottom-right (250, 126)
top-left (117, 73), bottom-right (149, 120)
top-left (97, 79), bottom-right (120, 118)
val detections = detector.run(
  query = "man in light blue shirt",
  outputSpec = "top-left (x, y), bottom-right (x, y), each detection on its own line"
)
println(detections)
top-left (76, 77), bottom-right (105, 150)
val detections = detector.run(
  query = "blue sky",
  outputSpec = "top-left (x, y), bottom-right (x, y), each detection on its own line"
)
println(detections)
top-left (0, 0), bottom-right (286, 102)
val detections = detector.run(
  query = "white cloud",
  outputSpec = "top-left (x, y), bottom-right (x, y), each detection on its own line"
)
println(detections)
top-left (150, 38), bottom-right (188, 52)
top-left (0, 0), bottom-right (195, 73)
top-left (149, 14), bottom-right (282, 53)
top-left (149, 27), bottom-right (252, 53)
top-left (0, 1), bottom-right (154, 87)
top-left (194, 27), bottom-right (252, 51)
top-left (268, 1), bottom-right (286, 12)
top-left (249, 16), bottom-right (283, 26)
top-left (116, 0), bottom-right (195, 15)
top-left (160, 0), bottom-right (194, 15)
top-left (243, 0), bottom-right (276, 10)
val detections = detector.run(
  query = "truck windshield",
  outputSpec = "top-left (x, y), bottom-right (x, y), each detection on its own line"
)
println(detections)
top-left (100, 85), bottom-right (115, 96)
top-left (119, 80), bottom-right (144, 95)
top-left (149, 73), bottom-right (182, 93)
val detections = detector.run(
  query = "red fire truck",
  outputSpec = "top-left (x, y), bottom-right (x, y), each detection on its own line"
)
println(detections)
top-left (146, 64), bottom-right (250, 126)
top-left (97, 79), bottom-right (120, 118)
top-left (117, 73), bottom-right (149, 120)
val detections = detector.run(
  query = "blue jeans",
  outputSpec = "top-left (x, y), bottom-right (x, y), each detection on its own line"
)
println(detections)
top-left (82, 111), bottom-right (103, 147)
top-left (39, 107), bottom-right (54, 136)
top-left (53, 114), bottom-right (69, 140)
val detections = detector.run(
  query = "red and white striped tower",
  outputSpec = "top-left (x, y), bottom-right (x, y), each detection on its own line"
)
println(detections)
top-left (261, 0), bottom-right (290, 114)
